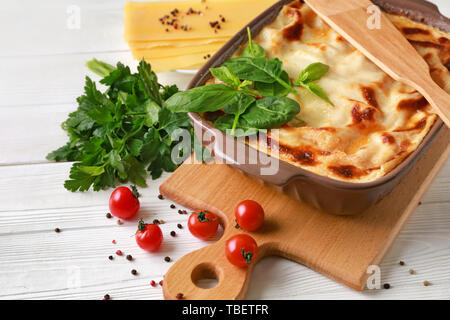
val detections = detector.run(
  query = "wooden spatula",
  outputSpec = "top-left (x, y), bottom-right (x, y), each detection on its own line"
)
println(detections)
top-left (304, 0), bottom-right (450, 127)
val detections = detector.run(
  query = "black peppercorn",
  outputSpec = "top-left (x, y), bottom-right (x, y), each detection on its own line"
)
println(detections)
top-left (170, 204), bottom-right (176, 209)
top-left (131, 269), bottom-right (138, 275)
top-left (108, 255), bottom-right (114, 261)
top-left (104, 294), bottom-right (110, 300)
top-left (170, 231), bottom-right (176, 237)
top-left (383, 283), bottom-right (391, 289)
top-left (106, 213), bottom-right (112, 219)
top-left (126, 255), bottom-right (133, 261)
top-left (164, 256), bottom-right (171, 262)
top-left (158, 194), bottom-right (164, 200)
top-left (54, 228), bottom-right (61, 233)
top-left (176, 293), bottom-right (184, 299)
top-left (177, 224), bottom-right (182, 229)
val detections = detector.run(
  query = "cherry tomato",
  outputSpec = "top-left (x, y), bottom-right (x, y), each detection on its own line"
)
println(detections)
top-left (225, 234), bottom-right (258, 267)
top-left (135, 219), bottom-right (163, 252)
top-left (235, 200), bottom-right (264, 231)
top-left (109, 185), bottom-right (140, 220)
top-left (188, 210), bottom-right (219, 240)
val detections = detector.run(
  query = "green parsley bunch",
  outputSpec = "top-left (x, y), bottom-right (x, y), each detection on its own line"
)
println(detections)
top-left (47, 59), bottom-right (202, 192)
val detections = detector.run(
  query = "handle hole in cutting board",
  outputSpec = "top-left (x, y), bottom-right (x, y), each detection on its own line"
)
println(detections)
top-left (191, 262), bottom-right (222, 289)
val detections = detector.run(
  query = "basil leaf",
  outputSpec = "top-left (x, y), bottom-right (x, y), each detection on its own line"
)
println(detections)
top-left (223, 57), bottom-right (282, 83)
top-left (165, 84), bottom-right (245, 113)
top-left (242, 27), bottom-right (266, 58)
top-left (241, 96), bottom-right (300, 129)
top-left (210, 66), bottom-right (241, 87)
top-left (214, 115), bottom-right (258, 137)
top-left (301, 82), bottom-right (334, 106)
top-left (224, 57), bottom-right (296, 94)
top-left (254, 70), bottom-right (291, 97)
top-left (222, 93), bottom-right (256, 134)
top-left (294, 62), bottom-right (329, 84)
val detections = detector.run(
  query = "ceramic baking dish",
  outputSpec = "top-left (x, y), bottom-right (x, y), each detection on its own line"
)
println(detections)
top-left (187, 0), bottom-right (449, 215)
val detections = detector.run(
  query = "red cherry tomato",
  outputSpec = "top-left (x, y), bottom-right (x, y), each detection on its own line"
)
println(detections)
top-left (188, 210), bottom-right (219, 240)
top-left (135, 219), bottom-right (163, 252)
top-left (235, 200), bottom-right (264, 231)
top-left (225, 234), bottom-right (258, 267)
top-left (109, 186), bottom-right (140, 220)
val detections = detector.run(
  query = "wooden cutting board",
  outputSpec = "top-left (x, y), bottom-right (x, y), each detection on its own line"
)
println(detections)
top-left (160, 127), bottom-right (450, 300)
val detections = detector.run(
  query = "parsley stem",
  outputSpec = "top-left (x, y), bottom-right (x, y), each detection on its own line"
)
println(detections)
top-left (86, 58), bottom-right (115, 77)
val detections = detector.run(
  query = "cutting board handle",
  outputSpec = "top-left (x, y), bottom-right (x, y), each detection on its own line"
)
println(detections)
top-left (162, 237), bottom-right (258, 300)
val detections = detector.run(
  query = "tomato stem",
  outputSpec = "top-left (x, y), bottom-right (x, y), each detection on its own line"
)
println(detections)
top-left (131, 185), bottom-right (140, 199)
top-left (241, 248), bottom-right (253, 265)
top-left (196, 210), bottom-right (213, 223)
top-left (138, 218), bottom-right (146, 231)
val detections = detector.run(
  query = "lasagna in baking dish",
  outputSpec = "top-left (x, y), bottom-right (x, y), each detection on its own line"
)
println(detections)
top-left (214, 0), bottom-right (450, 182)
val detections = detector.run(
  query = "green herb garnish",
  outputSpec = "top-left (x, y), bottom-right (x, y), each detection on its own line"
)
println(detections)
top-left (242, 27), bottom-right (266, 58)
top-left (294, 62), bottom-right (334, 106)
top-left (47, 59), bottom-right (209, 192)
top-left (223, 57), bottom-right (296, 94)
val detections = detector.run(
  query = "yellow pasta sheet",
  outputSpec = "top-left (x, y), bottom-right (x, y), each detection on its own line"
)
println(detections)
top-left (124, 0), bottom-right (278, 41)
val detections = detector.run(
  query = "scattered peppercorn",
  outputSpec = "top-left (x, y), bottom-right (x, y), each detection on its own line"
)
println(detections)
top-left (153, 219), bottom-right (160, 225)
top-left (106, 213), bottom-right (112, 219)
top-left (399, 261), bottom-right (405, 266)
top-left (158, 194), bottom-right (164, 200)
top-left (209, 21), bottom-right (219, 28)
top-left (418, 201), bottom-right (422, 205)
top-left (170, 204), bottom-right (176, 209)
top-left (131, 269), bottom-right (138, 275)
top-left (170, 231), bottom-right (176, 237)
top-left (178, 209), bottom-right (183, 214)
top-left (108, 255), bottom-right (114, 261)
top-left (409, 269), bottom-right (415, 275)
top-left (126, 255), bottom-right (133, 261)
top-left (116, 250), bottom-right (123, 256)
top-left (150, 280), bottom-right (156, 287)
top-left (423, 280), bottom-right (430, 286)
top-left (164, 256), bottom-right (171, 262)
top-left (383, 283), bottom-right (391, 289)
top-left (177, 224), bottom-right (183, 229)
top-left (104, 294), bottom-right (110, 300)
top-left (54, 228), bottom-right (61, 233)
top-left (176, 293), bottom-right (184, 299)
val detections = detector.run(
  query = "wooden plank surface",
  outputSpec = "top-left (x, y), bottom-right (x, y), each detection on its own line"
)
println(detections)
top-left (0, 0), bottom-right (449, 300)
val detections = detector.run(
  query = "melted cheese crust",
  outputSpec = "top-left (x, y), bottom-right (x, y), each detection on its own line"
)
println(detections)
top-left (239, 1), bottom-right (450, 182)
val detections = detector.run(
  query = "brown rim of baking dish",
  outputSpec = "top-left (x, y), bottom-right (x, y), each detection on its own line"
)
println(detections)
top-left (187, 0), bottom-right (448, 191)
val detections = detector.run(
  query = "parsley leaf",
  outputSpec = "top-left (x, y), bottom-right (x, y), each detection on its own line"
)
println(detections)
top-left (48, 59), bottom-right (204, 192)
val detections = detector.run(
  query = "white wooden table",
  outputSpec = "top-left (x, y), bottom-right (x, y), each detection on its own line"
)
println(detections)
top-left (0, 0), bottom-right (449, 300)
